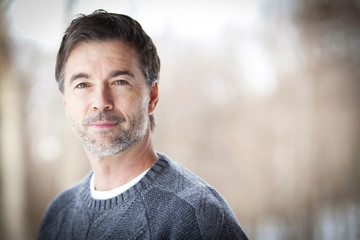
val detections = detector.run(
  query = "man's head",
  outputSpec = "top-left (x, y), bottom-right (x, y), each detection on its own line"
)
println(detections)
top-left (56, 10), bottom-right (160, 130)
top-left (58, 10), bottom-right (160, 157)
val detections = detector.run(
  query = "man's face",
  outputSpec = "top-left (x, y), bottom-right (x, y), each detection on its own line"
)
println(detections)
top-left (62, 40), bottom-right (158, 157)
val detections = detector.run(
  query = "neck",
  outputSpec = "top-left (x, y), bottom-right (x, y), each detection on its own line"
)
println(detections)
top-left (85, 129), bottom-right (157, 191)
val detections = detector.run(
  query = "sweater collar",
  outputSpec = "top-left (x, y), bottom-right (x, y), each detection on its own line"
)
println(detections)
top-left (79, 153), bottom-right (169, 211)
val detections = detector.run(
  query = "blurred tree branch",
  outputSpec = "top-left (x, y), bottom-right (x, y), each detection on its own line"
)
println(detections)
top-left (0, 0), bottom-right (12, 68)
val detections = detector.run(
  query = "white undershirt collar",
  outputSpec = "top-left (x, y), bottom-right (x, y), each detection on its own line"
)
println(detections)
top-left (90, 168), bottom-right (150, 200)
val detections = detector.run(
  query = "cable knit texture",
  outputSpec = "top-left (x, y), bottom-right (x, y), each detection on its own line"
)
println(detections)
top-left (38, 153), bottom-right (248, 240)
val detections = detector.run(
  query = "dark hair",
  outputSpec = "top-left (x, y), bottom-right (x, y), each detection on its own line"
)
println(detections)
top-left (56, 9), bottom-right (160, 130)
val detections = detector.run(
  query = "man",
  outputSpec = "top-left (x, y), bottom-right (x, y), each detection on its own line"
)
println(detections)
top-left (38, 10), bottom-right (248, 240)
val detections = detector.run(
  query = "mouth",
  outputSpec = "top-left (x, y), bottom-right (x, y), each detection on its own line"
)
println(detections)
top-left (88, 121), bottom-right (119, 129)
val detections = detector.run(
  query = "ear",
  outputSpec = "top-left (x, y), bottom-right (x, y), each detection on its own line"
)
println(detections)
top-left (62, 94), bottom-right (66, 108)
top-left (148, 81), bottom-right (159, 115)
top-left (62, 93), bottom-right (69, 118)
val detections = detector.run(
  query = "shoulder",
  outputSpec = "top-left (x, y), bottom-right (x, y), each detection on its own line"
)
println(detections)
top-left (38, 174), bottom-right (90, 237)
top-left (155, 153), bottom-right (230, 206)
top-left (148, 154), bottom-right (248, 239)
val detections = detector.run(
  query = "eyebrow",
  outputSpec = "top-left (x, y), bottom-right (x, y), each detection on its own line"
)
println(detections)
top-left (69, 70), bottom-right (135, 83)
top-left (70, 73), bottom-right (89, 82)
top-left (109, 70), bottom-right (135, 79)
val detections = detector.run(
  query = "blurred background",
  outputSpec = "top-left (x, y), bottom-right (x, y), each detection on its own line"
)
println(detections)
top-left (1, 0), bottom-right (360, 239)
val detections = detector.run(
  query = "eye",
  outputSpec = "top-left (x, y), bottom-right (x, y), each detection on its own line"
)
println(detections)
top-left (113, 80), bottom-right (128, 85)
top-left (75, 82), bottom-right (88, 89)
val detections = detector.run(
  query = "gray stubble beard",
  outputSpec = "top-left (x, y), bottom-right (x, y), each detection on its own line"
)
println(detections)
top-left (70, 109), bottom-right (148, 157)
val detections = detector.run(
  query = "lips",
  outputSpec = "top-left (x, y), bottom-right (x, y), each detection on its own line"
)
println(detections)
top-left (88, 121), bottom-right (119, 129)
top-left (83, 111), bottom-right (126, 129)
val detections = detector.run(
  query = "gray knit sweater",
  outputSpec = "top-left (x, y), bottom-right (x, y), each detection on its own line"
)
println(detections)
top-left (38, 153), bottom-right (248, 239)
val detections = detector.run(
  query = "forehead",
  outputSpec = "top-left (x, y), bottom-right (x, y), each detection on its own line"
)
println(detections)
top-left (65, 40), bottom-right (141, 74)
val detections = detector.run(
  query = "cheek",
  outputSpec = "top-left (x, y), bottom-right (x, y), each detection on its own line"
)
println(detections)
top-left (119, 88), bottom-right (148, 108)
top-left (116, 95), bottom-right (147, 119)
top-left (64, 97), bottom-right (87, 121)
top-left (115, 98), bottom-right (138, 116)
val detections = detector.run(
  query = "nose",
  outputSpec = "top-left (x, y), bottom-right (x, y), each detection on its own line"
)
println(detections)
top-left (91, 86), bottom-right (114, 111)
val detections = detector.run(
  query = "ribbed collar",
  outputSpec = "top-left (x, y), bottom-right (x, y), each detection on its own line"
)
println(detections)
top-left (78, 153), bottom-right (169, 211)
